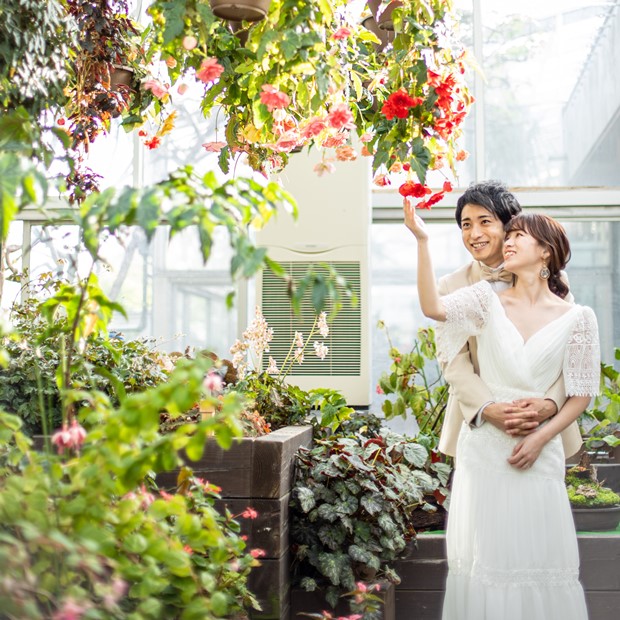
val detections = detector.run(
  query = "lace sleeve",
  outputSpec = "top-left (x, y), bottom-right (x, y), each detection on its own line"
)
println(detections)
top-left (563, 306), bottom-right (600, 397)
top-left (435, 281), bottom-right (493, 366)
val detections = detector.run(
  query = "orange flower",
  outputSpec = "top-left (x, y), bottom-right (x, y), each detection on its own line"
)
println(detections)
top-left (196, 58), bottom-right (224, 83)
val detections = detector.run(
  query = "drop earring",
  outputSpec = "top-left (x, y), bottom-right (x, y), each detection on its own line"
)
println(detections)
top-left (540, 264), bottom-right (550, 280)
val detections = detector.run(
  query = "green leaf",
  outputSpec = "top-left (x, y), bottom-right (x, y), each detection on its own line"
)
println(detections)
top-left (295, 486), bottom-right (316, 513)
top-left (360, 493), bottom-right (383, 515)
top-left (403, 442), bottom-right (428, 468)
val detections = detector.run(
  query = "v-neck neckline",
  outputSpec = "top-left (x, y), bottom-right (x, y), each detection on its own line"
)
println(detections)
top-left (495, 296), bottom-right (578, 346)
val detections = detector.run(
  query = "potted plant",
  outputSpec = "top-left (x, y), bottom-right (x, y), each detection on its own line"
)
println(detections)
top-left (290, 427), bottom-right (451, 611)
top-left (566, 454), bottom-right (620, 532)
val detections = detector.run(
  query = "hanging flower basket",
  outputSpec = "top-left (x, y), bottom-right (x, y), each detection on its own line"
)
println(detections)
top-left (209, 0), bottom-right (271, 22)
top-left (361, 14), bottom-right (393, 51)
top-left (378, 1), bottom-right (403, 31)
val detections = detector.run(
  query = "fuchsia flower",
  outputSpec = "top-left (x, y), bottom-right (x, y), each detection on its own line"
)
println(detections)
top-left (196, 58), bottom-right (224, 83)
top-left (51, 419), bottom-right (87, 455)
top-left (260, 85), bottom-right (291, 112)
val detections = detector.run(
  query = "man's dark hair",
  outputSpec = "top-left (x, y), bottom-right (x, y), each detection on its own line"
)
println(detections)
top-left (455, 180), bottom-right (521, 228)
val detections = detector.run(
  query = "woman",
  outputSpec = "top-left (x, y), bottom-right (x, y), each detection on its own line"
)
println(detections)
top-left (404, 201), bottom-right (600, 620)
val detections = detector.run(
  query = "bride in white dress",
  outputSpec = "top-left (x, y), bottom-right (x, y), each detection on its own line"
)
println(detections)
top-left (404, 205), bottom-right (600, 620)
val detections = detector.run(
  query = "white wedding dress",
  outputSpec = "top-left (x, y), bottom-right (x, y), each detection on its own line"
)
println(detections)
top-left (435, 281), bottom-right (600, 620)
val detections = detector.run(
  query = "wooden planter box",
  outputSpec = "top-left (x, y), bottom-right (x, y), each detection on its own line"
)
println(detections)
top-left (158, 425), bottom-right (313, 620)
top-left (290, 581), bottom-right (395, 620)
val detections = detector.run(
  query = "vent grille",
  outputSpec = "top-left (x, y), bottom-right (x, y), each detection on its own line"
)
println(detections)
top-left (261, 262), bottom-right (362, 376)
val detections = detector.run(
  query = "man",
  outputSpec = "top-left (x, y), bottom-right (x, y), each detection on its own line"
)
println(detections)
top-left (437, 180), bottom-right (582, 458)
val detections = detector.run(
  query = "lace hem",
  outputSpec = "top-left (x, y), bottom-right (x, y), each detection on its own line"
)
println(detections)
top-left (450, 562), bottom-right (580, 588)
top-left (564, 307), bottom-right (600, 397)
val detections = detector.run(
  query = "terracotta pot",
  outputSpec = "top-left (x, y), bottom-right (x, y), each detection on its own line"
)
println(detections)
top-left (378, 1), bottom-right (403, 31)
top-left (210, 0), bottom-right (270, 22)
top-left (361, 15), bottom-right (393, 51)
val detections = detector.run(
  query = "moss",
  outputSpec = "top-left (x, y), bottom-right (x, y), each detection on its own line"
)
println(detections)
top-left (567, 484), bottom-right (620, 508)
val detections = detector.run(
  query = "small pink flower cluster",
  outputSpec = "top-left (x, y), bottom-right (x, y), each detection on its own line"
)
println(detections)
top-left (51, 420), bottom-right (87, 455)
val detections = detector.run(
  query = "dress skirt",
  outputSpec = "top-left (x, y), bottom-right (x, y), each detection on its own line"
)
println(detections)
top-left (441, 422), bottom-right (588, 620)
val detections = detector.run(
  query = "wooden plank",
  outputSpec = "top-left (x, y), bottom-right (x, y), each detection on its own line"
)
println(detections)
top-left (248, 555), bottom-right (290, 620)
top-left (395, 590), bottom-right (444, 620)
top-left (394, 558), bottom-right (448, 590)
top-left (252, 426), bottom-right (313, 498)
top-left (578, 536), bottom-right (620, 591)
top-left (585, 591), bottom-right (620, 620)
top-left (215, 495), bottom-right (290, 559)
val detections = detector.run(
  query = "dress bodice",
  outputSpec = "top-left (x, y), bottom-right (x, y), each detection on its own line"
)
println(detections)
top-left (435, 280), bottom-right (600, 401)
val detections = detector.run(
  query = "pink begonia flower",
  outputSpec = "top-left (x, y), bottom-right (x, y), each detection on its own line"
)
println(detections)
top-left (360, 132), bottom-right (373, 143)
top-left (242, 507), bottom-right (258, 519)
top-left (335, 145), bottom-right (357, 161)
top-left (360, 145), bottom-right (372, 157)
top-left (202, 141), bottom-right (227, 153)
top-left (250, 548), bottom-right (266, 558)
top-left (327, 104), bottom-right (355, 130)
top-left (259, 84), bottom-right (291, 112)
top-left (52, 598), bottom-right (86, 620)
top-left (266, 356), bottom-right (279, 374)
top-left (138, 484), bottom-right (155, 509)
top-left (272, 107), bottom-right (288, 122)
top-left (318, 312), bottom-right (329, 338)
top-left (273, 130), bottom-right (300, 152)
top-left (196, 58), bottom-right (224, 83)
top-left (183, 35), bottom-right (198, 50)
top-left (373, 173), bottom-right (391, 187)
top-left (165, 56), bottom-right (177, 68)
top-left (332, 27), bottom-right (352, 40)
top-left (177, 83), bottom-right (189, 95)
top-left (142, 79), bottom-right (169, 99)
top-left (313, 160), bottom-right (336, 177)
top-left (322, 132), bottom-right (348, 148)
top-left (203, 371), bottom-right (224, 393)
top-left (300, 116), bottom-right (328, 140)
top-left (376, 385), bottom-right (385, 394)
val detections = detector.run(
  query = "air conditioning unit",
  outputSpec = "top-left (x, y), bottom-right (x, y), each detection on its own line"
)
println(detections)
top-left (255, 147), bottom-right (371, 407)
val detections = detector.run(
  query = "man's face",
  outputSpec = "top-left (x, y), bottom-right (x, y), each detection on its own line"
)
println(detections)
top-left (460, 204), bottom-right (505, 268)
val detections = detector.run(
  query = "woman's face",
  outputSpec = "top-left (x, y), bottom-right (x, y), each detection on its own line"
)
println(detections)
top-left (503, 228), bottom-right (548, 272)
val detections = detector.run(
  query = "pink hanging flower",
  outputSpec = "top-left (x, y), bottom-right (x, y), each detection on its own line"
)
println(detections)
top-left (52, 598), bottom-right (86, 620)
top-left (335, 145), bottom-right (357, 161)
top-left (196, 58), bottom-right (224, 83)
top-left (327, 104), bottom-right (355, 130)
top-left (300, 116), bottom-right (328, 140)
top-left (322, 132), bottom-right (348, 148)
top-left (372, 173), bottom-right (391, 187)
top-left (360, 132), bottom-right (373, 143)
top-left (273, 130), bottom-right (300, 152)
top-left (177, 83), bottom-right (189, 95)
top-left (376, 385), bottom-right (385, 394)
top-left (67, 419), bottom-right (86, 450)
top-left (260, 85), bottom-right (291, 112)
top-left (332, 27), bottom-right (352, 40)
top-left (313, 160), bottom-right (336, 177)
top-left (51, 424), bottom-right (72, 455)
top-left (202, 141), bottom-right (227, 153)
top-left (142, 79), bottom-right (169, 99)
